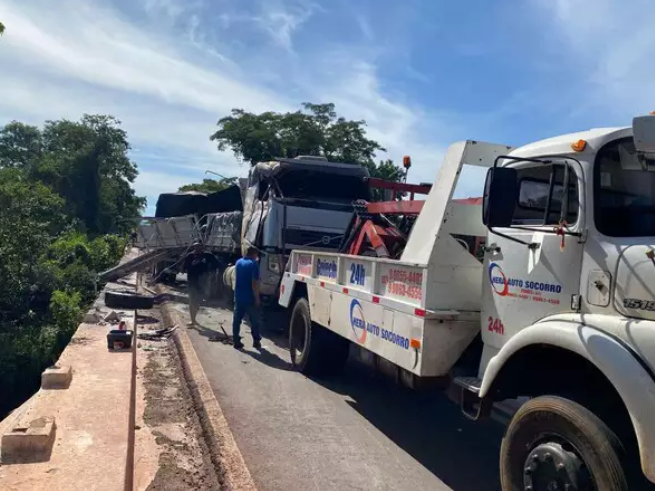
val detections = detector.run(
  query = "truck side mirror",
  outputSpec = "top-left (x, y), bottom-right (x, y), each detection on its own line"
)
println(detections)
top-left (633, 115), bottom-right (655, 155)
top-left (483, 167), bottom-right (517, 228)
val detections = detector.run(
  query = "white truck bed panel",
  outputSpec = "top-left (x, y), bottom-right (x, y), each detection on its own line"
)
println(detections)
top-left (282, 249), bottom-right (481, 377)
top-left (288, 246), bottom-right (483, 313)
top-left (308, 285), bottom-right (478, 376)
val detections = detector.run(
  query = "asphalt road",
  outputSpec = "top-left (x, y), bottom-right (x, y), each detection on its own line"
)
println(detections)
top-left (168, 284), bottom-right (505, 491)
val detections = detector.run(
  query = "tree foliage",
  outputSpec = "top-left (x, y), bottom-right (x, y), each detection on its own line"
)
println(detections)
top-left (211, 103), bottom-right (383, 166)
top-left (211, 102), bottom-right (405, 187)
top-left (178, 177), bottom-right (238, 194)
top-left (0, 115), bottom-right (145, 234)
top-left (0, 114), bottom-right (140, 416)
top-left (0, 21), bottom-right (5, 36)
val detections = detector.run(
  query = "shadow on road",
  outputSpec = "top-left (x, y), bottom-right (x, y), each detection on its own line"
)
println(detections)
top-left (317, 361), bottom-right (504, 491)
top-left (187, 321), bottom-right (293, 372)
top-left (243, 346), bottom-right (293, 371)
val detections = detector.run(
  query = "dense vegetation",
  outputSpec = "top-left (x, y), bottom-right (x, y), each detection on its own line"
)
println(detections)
top-left (0, 115), bottom-right (144, 416)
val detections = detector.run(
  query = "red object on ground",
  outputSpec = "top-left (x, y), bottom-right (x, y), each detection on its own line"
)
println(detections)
top-left (118, 321), bottom-right (126, 331)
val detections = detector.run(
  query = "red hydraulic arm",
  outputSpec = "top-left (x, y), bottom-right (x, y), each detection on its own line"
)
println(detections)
top-left (341, 175), bottom-right (484, 258)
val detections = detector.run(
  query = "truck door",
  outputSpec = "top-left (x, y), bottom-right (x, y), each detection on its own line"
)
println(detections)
top-left (482, 161), bottom-right (584, 350)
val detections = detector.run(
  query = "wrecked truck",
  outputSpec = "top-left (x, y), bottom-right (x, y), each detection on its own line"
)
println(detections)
top-left (105, 156), bottom-right (370, 305)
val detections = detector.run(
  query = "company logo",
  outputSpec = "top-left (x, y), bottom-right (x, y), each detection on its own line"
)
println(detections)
top-left (348, 299), bottom-right (409, 350)
top-left (488, 262), bottom-right (509, 296)
top-left (349, 299), bottom-right (367, 344)
top-left (488, 262), bottom-right (562, 299)
top-left (317, 258), bottom-right (337, 278)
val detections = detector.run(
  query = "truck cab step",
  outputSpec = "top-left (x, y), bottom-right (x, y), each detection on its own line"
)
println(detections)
top-left (453, 376), bottom-right (491, 421)
top-left (453, 376), bottom-right (482, 394)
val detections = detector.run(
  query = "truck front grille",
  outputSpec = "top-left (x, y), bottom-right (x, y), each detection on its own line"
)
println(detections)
top-left (283, 229), bottom-right (343, 249)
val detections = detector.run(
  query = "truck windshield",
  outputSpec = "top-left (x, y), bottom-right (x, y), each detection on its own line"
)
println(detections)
top-left (277, 170), bottom-right (370, 202)
top-left (595, 137), bottom-right (655, 237)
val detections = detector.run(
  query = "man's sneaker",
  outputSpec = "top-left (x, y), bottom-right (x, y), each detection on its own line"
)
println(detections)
top-left (253, 340), bottom-right (262, 350)
top-left (233, 340), bottom-right (244, 350)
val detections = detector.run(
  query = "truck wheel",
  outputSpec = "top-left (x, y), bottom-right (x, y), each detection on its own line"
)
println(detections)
top-left (289, 298), bottom-right (348, 376)
top-left (500, 395), bottom-right (629, 491)
top-left (105, 291), bottom-right (155, 310)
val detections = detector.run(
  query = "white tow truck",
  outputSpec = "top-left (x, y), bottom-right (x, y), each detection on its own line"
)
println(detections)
top-left (278, 116), bottom-right (655, 490)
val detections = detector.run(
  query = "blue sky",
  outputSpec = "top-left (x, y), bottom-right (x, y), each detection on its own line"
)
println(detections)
top-left (1, 0), bottom-right (654, 214)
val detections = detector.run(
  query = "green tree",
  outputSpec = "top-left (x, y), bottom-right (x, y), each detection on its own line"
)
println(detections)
top-left (0, 122), bottom-right (43, 169)
top-left (211, 103), bottom-right (386, 168)
top-left (0, 115), bottom-right (138, 417)
top-left (0, 21), bottom-right (5, 36)
top-left (0, 115), bottom-right (146, 235)
top-left (178, 177), bottom-right (238, 194)
top-left (365, 159), bottom-right (407, 201)
top-left (368, 159), bottom-right (405, 182)
top-left (0, 168), bottom-right (68, 324)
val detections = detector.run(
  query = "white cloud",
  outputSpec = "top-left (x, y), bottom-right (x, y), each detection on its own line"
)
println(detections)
top-left (532, 0), bottom-right (655, 118)
top-left (0, 0), bottom-right (461, 202)
top-left (253, 0), bottom-right (318, 52)
top-left (0, 1), bottom-right (287, 114)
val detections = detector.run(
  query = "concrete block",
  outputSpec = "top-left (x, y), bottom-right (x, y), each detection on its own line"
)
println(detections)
top-left (41, 364), bottom-right (72, 390)
top-left (1, 417), bottom-right (56, 463)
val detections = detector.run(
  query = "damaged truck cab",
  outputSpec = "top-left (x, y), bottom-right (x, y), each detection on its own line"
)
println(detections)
top-left (238, 156), bottom-right (370, 302)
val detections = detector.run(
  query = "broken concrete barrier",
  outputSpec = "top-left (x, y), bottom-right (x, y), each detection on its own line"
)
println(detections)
top-left (41, 365), bottom-right (72, 390)
top-left (1, 416), bottom-right (57, 463)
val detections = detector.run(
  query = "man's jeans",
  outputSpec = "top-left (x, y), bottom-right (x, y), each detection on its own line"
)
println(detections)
top-left (232, 302), bottom-right (262, 343)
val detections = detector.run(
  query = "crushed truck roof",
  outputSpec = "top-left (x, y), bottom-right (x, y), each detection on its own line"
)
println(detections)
top-left (252, 158), bottom-right (370, 180)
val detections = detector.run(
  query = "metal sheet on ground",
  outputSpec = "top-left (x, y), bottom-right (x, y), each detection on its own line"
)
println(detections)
top-left (170, 288), bottom-right (504, 491)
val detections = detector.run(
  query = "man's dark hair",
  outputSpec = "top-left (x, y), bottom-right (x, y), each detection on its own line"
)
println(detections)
top-left (246, 246), bottom-right (258, 257)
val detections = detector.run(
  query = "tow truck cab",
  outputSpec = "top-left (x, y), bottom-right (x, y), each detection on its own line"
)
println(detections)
top-left (481, 115), bottom-right (655, 486)
top-left (279, 116), bottom-right (655, 489)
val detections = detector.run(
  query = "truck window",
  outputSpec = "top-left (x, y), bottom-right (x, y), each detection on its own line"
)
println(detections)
top-left (277, 170), bottom-right (369, 202)
top-left (595, 138), bottom-right (655, 237)
top-left (511, 164), bottom-right (579, 226)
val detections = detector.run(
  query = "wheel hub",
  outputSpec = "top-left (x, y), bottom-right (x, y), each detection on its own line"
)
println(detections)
top-left (523, 442), bottom-right (593, 491)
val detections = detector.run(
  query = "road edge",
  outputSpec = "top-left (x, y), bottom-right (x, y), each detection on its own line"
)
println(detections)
top-left (156, 284), bottom-right (258, 491)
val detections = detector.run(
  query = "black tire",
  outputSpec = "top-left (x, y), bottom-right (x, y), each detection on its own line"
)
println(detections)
top-left (500, 395), bottom-right (629, 491)
top-left (105, 291), bottom-right (155, 310)
top-left (289, 298), bottom-right (349, 376)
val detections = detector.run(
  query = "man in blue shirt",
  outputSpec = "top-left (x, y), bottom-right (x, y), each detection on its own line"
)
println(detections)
top-left (232, 246), bottom-right (262, 350)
